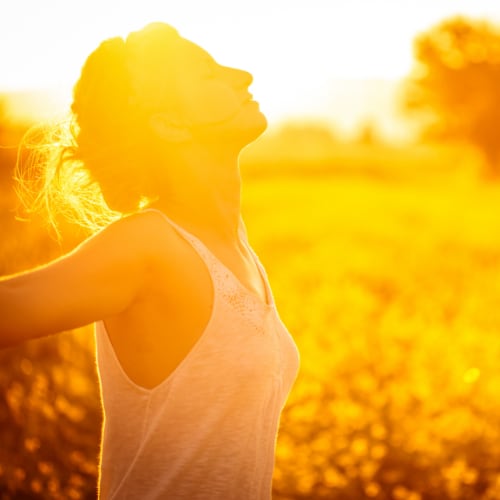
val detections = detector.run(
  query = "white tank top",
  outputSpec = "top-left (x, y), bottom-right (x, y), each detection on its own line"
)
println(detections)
top-left (94, 210), bottom-right (300, 499)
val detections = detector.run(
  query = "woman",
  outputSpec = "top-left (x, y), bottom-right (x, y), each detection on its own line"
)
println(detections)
top-left (0, 22), bottom-right (299, 499)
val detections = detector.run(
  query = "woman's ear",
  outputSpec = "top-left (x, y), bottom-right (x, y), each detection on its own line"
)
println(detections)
top-left (149, 113), bottom-right (191, 142)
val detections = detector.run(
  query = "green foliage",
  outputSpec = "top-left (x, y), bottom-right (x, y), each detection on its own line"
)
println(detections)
top-left (403, 16), bottom-right (500, 174)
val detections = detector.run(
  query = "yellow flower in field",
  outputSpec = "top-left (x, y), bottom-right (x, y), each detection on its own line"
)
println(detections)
top-left (323, 467), bottom-right (348, 488)
top-left (364, 482), bottom-right (381, 497)
top-left (351, 437), bottom-right (369, 457)
top-left (463, 367), bottom-right (480, 384)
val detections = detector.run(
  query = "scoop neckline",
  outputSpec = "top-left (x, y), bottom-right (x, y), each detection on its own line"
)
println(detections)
top-left (144, 208), bottom-right (274, 309)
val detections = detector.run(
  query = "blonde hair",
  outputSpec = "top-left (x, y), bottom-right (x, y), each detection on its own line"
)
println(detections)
top-left (15, 23), bottom-right (180, 236)
top-left (14, 118), bottom-right (120, 237)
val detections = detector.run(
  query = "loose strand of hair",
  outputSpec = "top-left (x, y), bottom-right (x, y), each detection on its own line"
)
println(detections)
top-left (14, 118), bottom-right (121, 240)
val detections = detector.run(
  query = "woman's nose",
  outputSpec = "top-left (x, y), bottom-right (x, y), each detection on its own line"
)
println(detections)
top-left (225, 66), bottom-right (253, 88)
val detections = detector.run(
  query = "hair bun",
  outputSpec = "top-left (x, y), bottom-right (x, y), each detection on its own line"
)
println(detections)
top-left (71, 37), bottom-right (130, 126)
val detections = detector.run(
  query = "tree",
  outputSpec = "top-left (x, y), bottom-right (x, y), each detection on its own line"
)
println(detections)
top-left (402, 16), bottom-right (500, 175)
top-left (356, 120), bottom-right (379, 146)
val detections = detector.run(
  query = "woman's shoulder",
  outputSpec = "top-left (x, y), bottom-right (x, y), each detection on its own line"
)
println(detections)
top-left (0, 210), bottom-right (180, 344)
top-left (95, 208), bottom-right (177, 262)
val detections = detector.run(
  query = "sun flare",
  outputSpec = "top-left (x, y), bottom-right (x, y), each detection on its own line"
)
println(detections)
top-left (1, 0), bottom-right (500, 132)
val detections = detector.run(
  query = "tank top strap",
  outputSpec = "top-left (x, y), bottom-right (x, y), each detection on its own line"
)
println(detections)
top-left (142, 208), bottom-right (273, 308)
top-left (143, 208), bottom-right (217, 268)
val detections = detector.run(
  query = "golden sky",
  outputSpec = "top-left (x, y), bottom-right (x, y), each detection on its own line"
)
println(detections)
top-left (2, 0), bottom-right (500, 136)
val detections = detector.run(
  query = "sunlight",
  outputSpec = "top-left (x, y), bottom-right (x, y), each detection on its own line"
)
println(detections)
top-left (4, 3), bottom-right (500, 498)
top-left (1, 0), bottom-right (500, 128)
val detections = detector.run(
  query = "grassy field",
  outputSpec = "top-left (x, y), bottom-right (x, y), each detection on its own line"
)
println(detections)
top-left (242, 168), bottom-right (500, 499)
top-left (2, 140), bottom-right (500, 498)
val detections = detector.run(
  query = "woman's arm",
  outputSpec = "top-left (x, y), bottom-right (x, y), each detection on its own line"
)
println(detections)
top-left (0, 211), bottom-right (168, 348)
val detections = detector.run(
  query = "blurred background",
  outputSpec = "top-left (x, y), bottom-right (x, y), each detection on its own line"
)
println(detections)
top-left (2, 0), bottom-right (500, 498)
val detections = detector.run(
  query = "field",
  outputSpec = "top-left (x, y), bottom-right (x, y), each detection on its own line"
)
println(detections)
top-left (2, 138), bottom-right (500, 499)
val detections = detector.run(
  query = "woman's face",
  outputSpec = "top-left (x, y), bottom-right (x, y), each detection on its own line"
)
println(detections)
top-left (155, 35), bottom-right (268, 146)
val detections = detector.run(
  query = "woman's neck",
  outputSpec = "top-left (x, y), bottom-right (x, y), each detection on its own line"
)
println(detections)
top-left (150, 146), bottom-right (243, 244)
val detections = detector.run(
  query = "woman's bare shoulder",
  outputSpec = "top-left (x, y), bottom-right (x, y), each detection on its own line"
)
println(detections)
top-left (0, 209), bottom-right (178, 346)
top-left (92, 209), bottom-right (177, 261)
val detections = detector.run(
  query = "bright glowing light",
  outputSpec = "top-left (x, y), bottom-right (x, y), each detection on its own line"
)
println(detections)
top-left (2, 0), bottom-right (500, 131)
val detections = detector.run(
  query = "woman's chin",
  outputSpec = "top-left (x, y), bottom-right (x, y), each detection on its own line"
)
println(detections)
top-left (195, 110), bottom-right (267, 149)
top-left (239, 108), bottom-right (268, 143)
